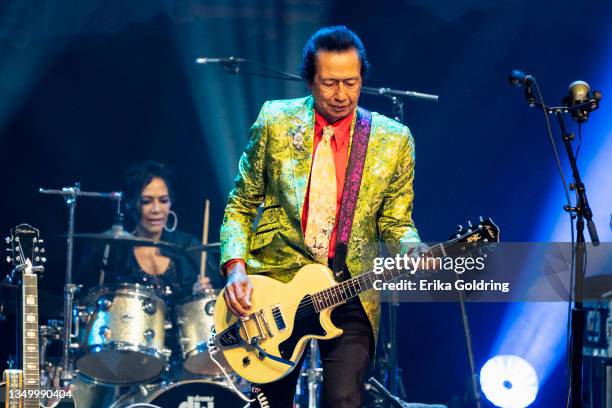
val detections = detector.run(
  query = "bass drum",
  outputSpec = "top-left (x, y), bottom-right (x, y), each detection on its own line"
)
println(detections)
top-left (110, 380), bottom-right (245, 408)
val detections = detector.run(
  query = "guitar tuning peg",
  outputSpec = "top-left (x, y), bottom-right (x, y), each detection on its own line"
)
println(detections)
top-left (35, 256), bottom-right (40, 262)
top-left (38, 239), bottom-right (44, 244)
top-left (479, 216), bottom-right (484, 222)
top-left (33, 237), bottom-right (38, 243)
top-left (41, 257), bottom-right (47, 263)
top-left (456, 225), bottom-right (463, 231)
top-left (40, 248), bottom-right (46, 253)
top-left (14, 237), bottom-right (19, 242)
top-left (34, 247), bottom-right (39, 252)
top-left (6, 256), bottom-right (12, 263)
top-left (467, 220), bottom-right (473, 227)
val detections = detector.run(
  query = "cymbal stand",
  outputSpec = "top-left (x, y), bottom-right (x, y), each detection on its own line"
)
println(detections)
top-left (307, 340), bottom-right (322, 408)
top-left (39, 183), bottom-right (122, 383)
top-left (296, 340), bottom-right (323, 407)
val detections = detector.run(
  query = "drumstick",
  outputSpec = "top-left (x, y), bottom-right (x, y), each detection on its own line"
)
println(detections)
top-left (200, 199), bottom-right (210, 279)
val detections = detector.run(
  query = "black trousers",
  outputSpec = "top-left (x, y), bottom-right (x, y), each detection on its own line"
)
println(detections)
top-left (251, 298), bottom-right (374, 408)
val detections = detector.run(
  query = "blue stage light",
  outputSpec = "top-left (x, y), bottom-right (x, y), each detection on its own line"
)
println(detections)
top-left (480, 355), bottom-right (539, 408)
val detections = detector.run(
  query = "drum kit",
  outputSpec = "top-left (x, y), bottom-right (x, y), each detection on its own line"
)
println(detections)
top-left (61, 283), bottom-right (245, 408)
top-left (4, 184), bottom-right (250, 408)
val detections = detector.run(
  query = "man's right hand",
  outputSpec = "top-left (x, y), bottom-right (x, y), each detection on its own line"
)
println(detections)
top-left (223, 260), bottom-right (253, 318)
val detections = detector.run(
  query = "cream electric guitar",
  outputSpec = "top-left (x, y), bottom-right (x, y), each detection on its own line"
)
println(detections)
top-left (3, 224), bottom-right (46, 408)
top-left (214, 218), bottom-right (500, 384)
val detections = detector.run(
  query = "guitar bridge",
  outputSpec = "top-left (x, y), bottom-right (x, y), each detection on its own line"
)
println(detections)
top-left (240, 309), bottom-right (273, 344)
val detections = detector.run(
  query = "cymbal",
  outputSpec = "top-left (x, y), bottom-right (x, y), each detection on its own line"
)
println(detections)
top-left (184, 242), bottom-right (221, 252)
top-left (67, 229), bottom-right (181, 251)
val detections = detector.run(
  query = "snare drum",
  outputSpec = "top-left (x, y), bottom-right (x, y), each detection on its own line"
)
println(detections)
top-left (75, 283), bottom-right (171, 385)
top-left (176, 290), bottom-right (232, 375)
top-left (110, 379), bottom-right (244, 408)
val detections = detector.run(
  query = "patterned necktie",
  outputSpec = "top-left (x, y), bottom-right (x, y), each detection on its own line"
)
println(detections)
top-left (305, 125), bottom-right (337, 264)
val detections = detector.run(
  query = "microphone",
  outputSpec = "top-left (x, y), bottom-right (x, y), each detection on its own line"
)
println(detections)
top-left (508, 69), bottom-right (536, 105)
top-left (195, 56), bottom-right (246, 64)
top-left (562, 80), bottom-right (602, 123)
top-left (508, 69), bottom-right (535, 88)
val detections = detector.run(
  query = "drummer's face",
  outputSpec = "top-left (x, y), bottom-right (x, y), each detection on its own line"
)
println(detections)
top-left (139, 177), bottom-right (171, 238)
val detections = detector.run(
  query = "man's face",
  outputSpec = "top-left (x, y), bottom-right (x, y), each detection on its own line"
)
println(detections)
top-left (310, 48), bottom-right (362, 123)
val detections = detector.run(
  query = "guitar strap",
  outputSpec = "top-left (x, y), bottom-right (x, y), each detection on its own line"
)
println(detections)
top-left (332, 107), bottom-right (372, 281)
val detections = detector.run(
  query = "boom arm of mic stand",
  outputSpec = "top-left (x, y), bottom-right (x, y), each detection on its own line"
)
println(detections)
top-left (362, 86), bottom-right (439, 103)
top-left (198, 57), bottom-right (440, 122)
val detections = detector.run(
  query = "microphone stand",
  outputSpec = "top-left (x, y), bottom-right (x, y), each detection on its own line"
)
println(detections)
top-left (198, 56), bottom-right (438, 405)
top-left (195, 57), bottom-right (438, 124)
top-left (517, 88), bottom-right (600, 408)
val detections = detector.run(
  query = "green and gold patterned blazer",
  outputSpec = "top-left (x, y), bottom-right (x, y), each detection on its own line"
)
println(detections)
top-left (220, 95), bottom-right (420, 339)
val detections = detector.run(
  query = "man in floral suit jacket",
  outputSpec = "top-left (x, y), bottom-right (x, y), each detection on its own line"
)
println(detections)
top-left (220, 26), bottom-right (420, 407)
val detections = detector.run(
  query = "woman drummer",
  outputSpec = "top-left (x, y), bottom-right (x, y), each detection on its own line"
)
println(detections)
top-left (121, 161), bottom-right (211, 295)
top-left (79, 161), bottom-right (211, 295)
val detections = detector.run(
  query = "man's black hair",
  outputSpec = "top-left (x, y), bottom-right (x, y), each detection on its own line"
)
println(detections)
top-left (300, 25), bottom-right (370, 83)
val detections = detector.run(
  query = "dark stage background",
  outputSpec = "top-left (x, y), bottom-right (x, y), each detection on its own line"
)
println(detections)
top-left (1, 1), bottom-right (612, 407)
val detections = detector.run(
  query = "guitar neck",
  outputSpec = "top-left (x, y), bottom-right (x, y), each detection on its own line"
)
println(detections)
top-left (3, 369), bottom-right (23, 408)
top-left (22, 272), bottom-right (40, 407)
top-left (312, 241), bottom-right (461, 311)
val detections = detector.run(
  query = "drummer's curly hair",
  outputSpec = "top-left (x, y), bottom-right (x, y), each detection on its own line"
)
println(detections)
top-left (123, 161), bottom-right (175, 223)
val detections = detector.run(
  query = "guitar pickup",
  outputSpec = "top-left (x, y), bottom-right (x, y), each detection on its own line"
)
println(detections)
top-left (272, 305), bottom-right (286, 331)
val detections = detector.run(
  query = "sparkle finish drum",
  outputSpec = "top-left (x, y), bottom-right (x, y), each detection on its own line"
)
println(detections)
top-left (75, 283), bottom-right (171, 385)
top-left (176, 291), bottom-right (232, 375)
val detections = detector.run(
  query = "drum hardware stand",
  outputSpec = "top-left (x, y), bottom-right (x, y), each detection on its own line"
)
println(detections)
top-left (295, 340), bottom-right (322, 408)
top-left (306, 340), bottom-right (322, 408)
top-left (39, 183), bottom-right (123, 384)
top-left (365, 377), bottom-right (410, 408)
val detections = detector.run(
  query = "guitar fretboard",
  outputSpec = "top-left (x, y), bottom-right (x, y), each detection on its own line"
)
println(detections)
top-left (311, 240), bottom-right (470, 311)
top-left (22, 272), bottom-right (40, 408)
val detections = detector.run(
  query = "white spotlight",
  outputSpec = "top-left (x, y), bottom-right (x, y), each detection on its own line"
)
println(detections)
top-left (480, 355), bottom-right (539, 408)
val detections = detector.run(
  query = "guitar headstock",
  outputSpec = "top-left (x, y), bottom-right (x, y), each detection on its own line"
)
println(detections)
top-left (445, 217), bottom-right (500, 256)
top-left (451, 217), bottom-right (500, 243)
top-left (5, 223), bottom-right (46, 278)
